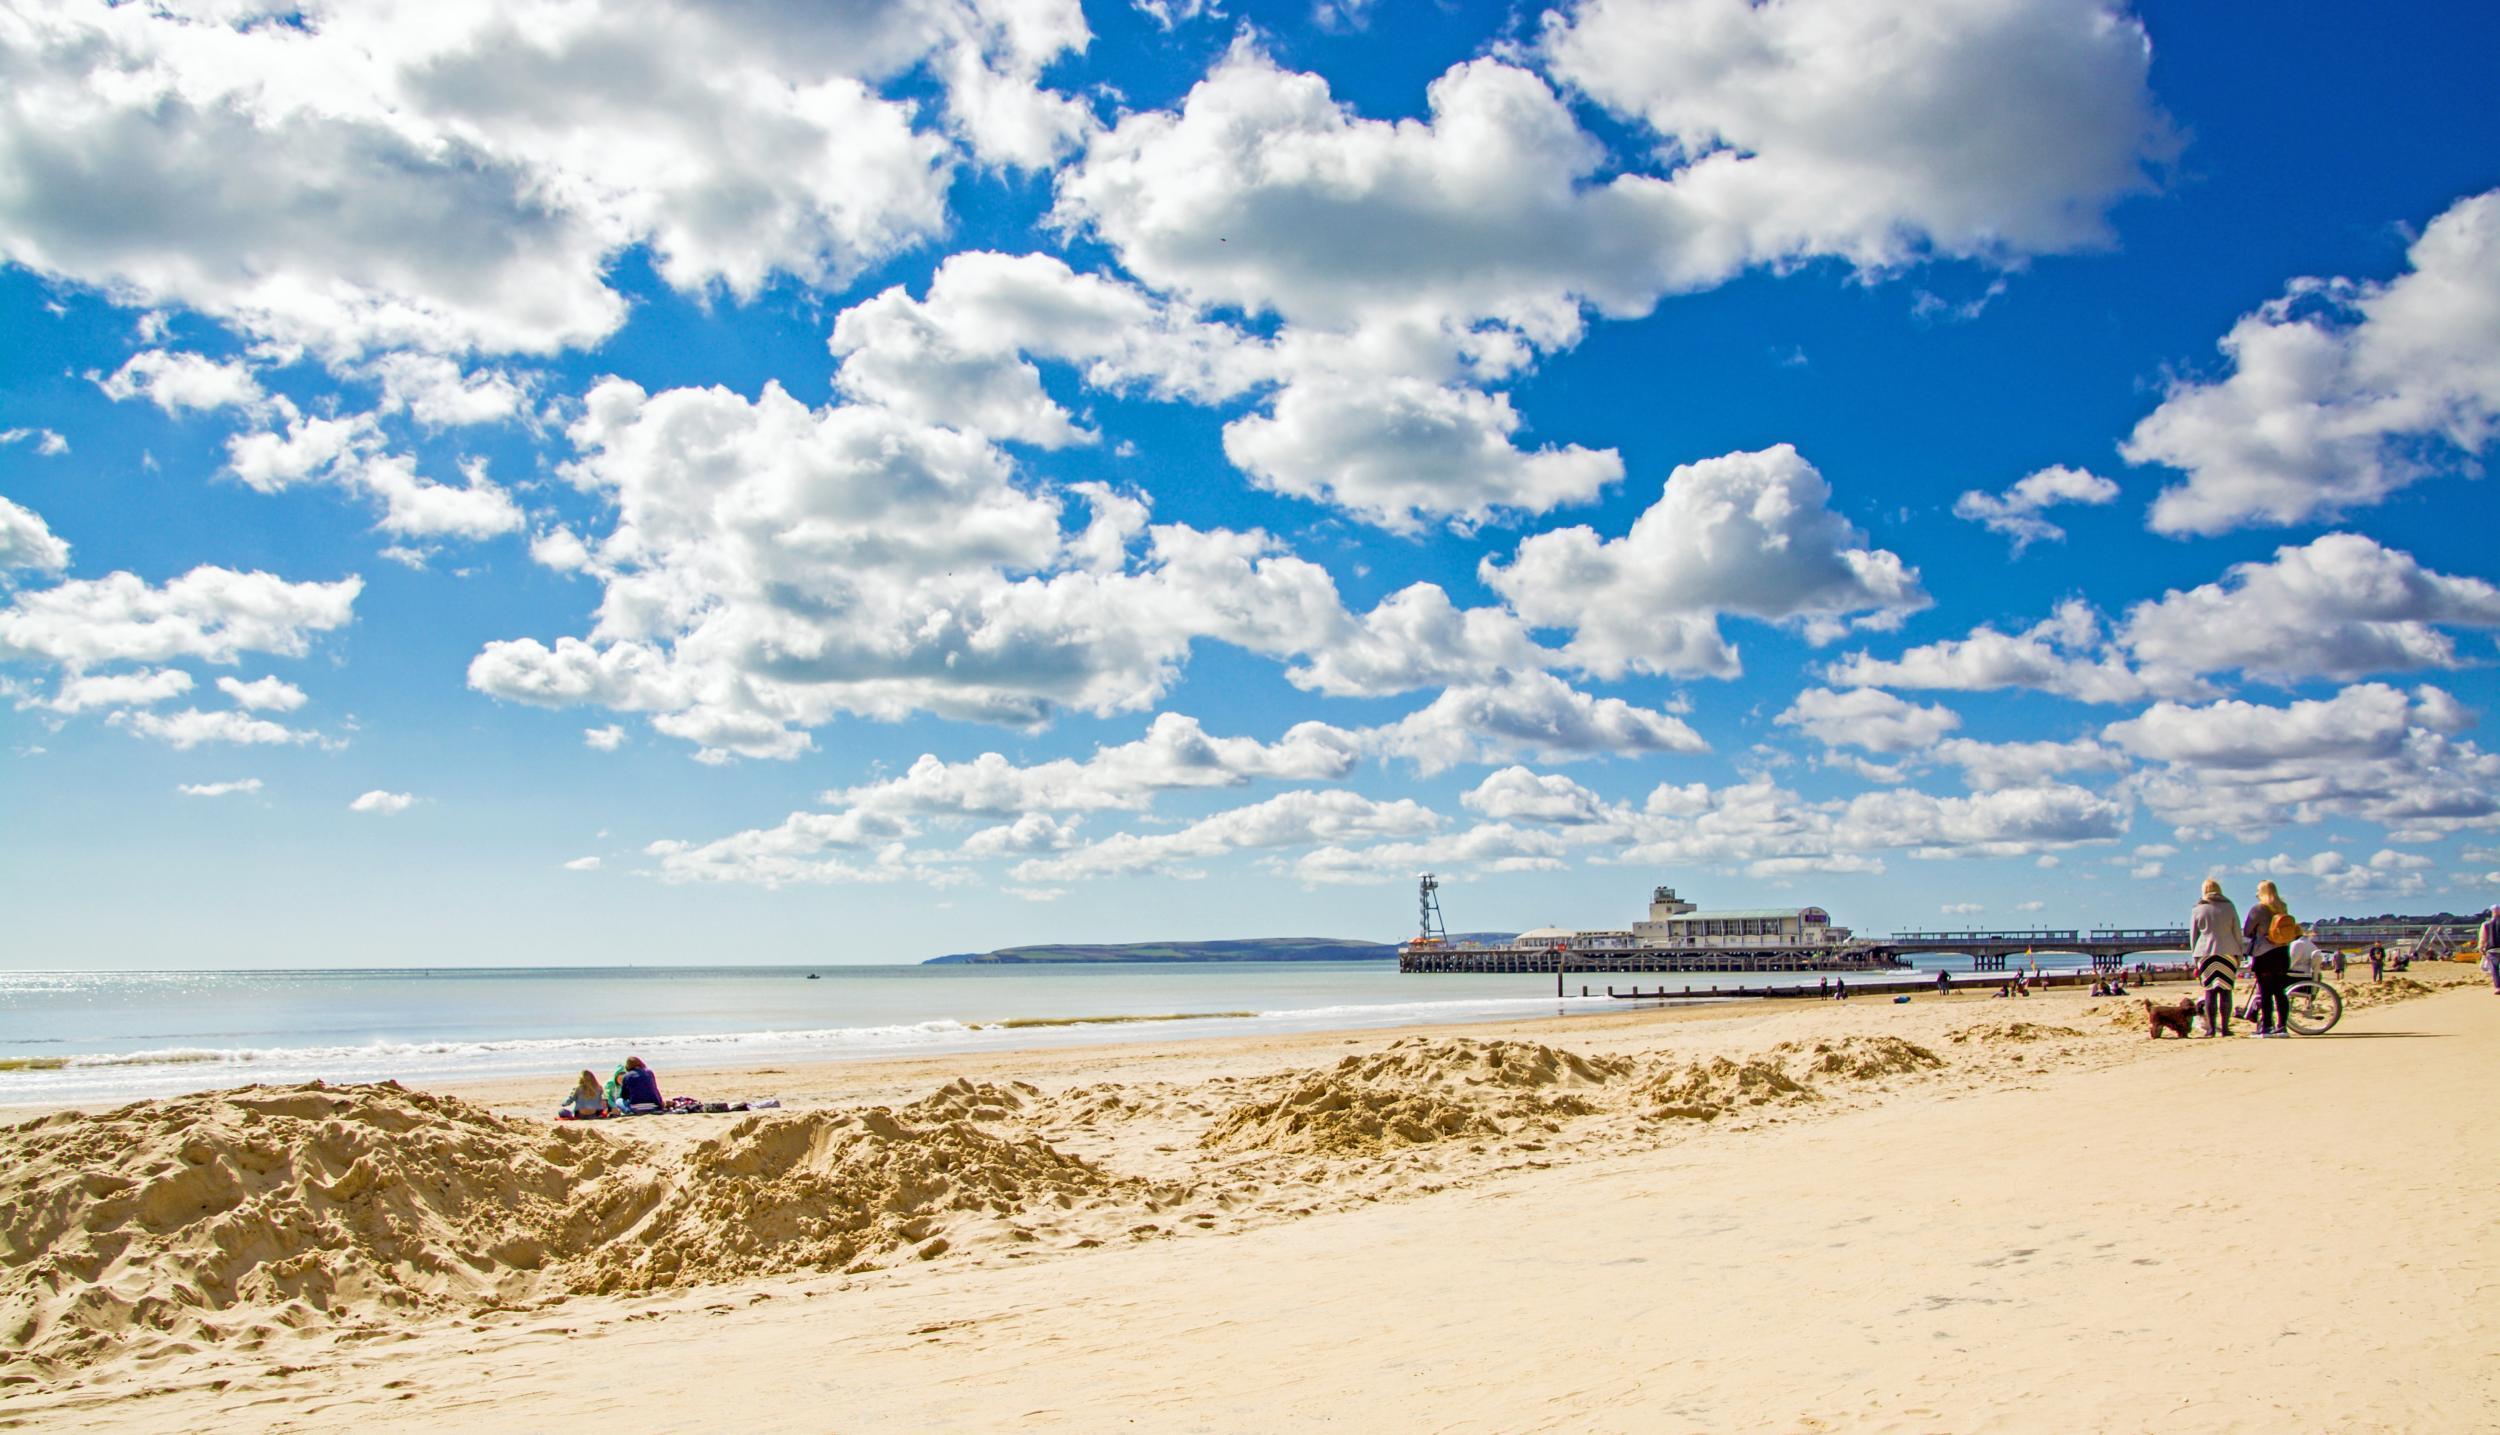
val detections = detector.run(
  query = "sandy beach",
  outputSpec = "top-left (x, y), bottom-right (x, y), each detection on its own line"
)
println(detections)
top-left (5, 966), bottom-right (2494, 1433)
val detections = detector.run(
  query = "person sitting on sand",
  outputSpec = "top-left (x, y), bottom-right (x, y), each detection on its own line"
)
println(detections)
top-left (615, 1055), bottom-right (663, 1111)
top-left (562, 1069), bottom-right (611, 1119)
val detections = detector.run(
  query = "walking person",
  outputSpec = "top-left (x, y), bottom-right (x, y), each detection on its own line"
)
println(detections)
top-left (2190, 879), bottom-right (2245, 1038)
top-left (2244, 880), bottom-right (2297, 1038)
top-left (2369, 943), bottom-right (2386, 984)
top-left (2480, 906), bottom-right (2500, 995)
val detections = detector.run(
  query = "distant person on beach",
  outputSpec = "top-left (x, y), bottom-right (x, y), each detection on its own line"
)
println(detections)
top-left (2369, 944), bottom-right (2385, 983)
top-left (1936, 969), bottom-right (1951, 996)
top-left (2481, 907), bottom-right (2500, 994)
top-left (2191, 879), bottom-right (2245, 1038)
top-left (1835, 978), bottom-right (1848, 1000)
top-left (615, 1055), bottom-right (662, 1111)
top-left (2332, 948), bottom-right (2347, 979)
top-left (2244, 880), bottom-right (2297, 1038)
top-left (1820, 976), bottom-right (1829, 997)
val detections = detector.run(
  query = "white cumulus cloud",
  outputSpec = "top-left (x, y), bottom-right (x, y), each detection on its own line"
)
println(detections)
top-left (2131, 187), bottom-right (2500, 534)
top-left (0, 495), bottom-right (71, 576)
top-left (177, 778), bottom-right (263, 798)
top-left (1952, 466), bottom-right (2121, 553)
top-left (2119, 533), bottom-right (2500, 684)
top-left (1483, 445), bottom-right (1925, 679)
top-left (1776, 687), bottom-right (1961, 755)
top-left (216, 675), bottom-right (308, 712)
top-left (0, 567), bottom-right (359, 671)
top-left (0, 0), bottom-right (1093, 359)
top-left (114, 708), bottom-right (324, 749)
top-left (1538, 0), bottom-right (2172, 269)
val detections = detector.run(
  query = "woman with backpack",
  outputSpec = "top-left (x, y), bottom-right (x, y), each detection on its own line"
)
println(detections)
top-left (2243, 880), bottom-right (2299, 1038)
top-left (2190, 879), bottom-right (2245, 1038)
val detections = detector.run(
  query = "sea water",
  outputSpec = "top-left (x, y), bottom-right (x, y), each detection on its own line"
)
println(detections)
top-left (0, 954), bottom-right (2091, 1106)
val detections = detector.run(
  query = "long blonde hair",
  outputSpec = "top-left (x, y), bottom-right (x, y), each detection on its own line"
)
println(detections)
top-left (2255, 879), bottom-right (2284, 913)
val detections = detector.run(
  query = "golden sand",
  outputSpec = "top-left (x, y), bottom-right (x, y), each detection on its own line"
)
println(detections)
top-left (3, 964), bottom-right (2490, 1431)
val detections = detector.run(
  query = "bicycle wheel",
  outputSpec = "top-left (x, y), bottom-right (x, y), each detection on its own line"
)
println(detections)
top-left (2283, 980), bottom-right (2342, 1036)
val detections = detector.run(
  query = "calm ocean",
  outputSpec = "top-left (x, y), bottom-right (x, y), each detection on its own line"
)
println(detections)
top-left (0, 955), bottom-right (2071, 1106)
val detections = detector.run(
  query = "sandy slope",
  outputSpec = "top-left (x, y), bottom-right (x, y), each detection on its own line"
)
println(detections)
top-left (4, 971), bottom-right (2493, 1432)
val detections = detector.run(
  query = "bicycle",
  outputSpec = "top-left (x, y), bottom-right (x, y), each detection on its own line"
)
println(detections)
top-left (2282, 977), bottom-right (2343, 1035)
top-left (2238, 976), bottom-right (2343, 1035)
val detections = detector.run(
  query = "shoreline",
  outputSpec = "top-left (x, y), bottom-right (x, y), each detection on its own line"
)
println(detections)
top-left (0, 957), bottom-right (2196, 1114)
top-left (2, 970), bottom-right (2163, 1123)
top-left (4, 964), bottom-right (2488, 1430)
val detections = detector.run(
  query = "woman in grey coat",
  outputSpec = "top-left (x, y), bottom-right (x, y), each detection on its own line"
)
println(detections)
top-left (2190, 878), bottom-right (2246, 1037)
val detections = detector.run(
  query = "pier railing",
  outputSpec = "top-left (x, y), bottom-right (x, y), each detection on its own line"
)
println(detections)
top-left (1888, 928), bottom-right (2082, 944)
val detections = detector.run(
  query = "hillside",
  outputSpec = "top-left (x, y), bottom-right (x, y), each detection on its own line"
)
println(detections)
top-left (924, 934), bottom-right (1517, 965)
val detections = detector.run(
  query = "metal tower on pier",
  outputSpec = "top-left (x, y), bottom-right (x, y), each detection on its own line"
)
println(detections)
top-left (1415, 872), bottom-right (1448, 944)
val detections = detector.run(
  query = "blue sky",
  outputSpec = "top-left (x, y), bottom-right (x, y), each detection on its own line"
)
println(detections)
top-left (3, 0), bottom-right (2497, 967)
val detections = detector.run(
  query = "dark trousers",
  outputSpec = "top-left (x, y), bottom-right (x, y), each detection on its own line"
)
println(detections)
top-left (2252, 950), bottom-right (2292, 1031)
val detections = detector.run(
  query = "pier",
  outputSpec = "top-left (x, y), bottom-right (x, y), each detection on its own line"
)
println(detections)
top-left (1393, 877), bottom-right (2211, 977)
top-left (1399, 946), bottom-right (1903, 975)
top-left (1401, 927), bottom-right (2192, 975)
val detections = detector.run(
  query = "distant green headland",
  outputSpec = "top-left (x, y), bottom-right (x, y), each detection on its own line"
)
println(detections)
top-left (924, 935), bottom-right (1515, 965)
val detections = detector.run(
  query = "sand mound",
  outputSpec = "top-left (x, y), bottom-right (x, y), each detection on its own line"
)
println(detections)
top-left (902, 1078), bottom-right (1040, 1123)
top-left (1, 1082), bottom-right (1150, 1377)
top-left (0, 1083), bottom-right (607, 1375)
top-left (1951, 1022), bottom-right (2084, 1045)
top-left (1337, 1037), bottom-right (1635, 1091)
top-left (569, 1107), bottom-right (1131, 1293)
top-left (1199, 1083), bottom-right (1504, 1157)
top-left (2343, 977), bottom-right (2436, 1012)
top-left (1640, 1056), bottom-right (1813, 1121)
top-left (1198, 1039), bottom-right (1617, 1157)
top-left (1779, 1035), bottom-right (1946, 1080)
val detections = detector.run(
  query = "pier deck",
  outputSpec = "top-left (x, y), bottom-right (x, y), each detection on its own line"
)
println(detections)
top-left (1591, 965), bottom-right (2190, 1003)
top-left (1401, 927), bottom-right (2195, 975)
